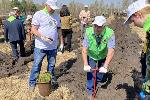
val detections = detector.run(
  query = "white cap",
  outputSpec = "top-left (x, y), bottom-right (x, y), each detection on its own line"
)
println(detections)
top-left (46, 0), bottom-right (59, 10)
top-left (9, 12), bottom-right (15, 16)
top-left (26, 15), bottom-right (32, 21)
top-left (124, 0), bottom-right (150, 24)
top-left (84, 5), bottom-right (88, 8)
top-left (92, 16), bottom-right (106, 26)
top-left (13, 7), bottom-right (19, 10)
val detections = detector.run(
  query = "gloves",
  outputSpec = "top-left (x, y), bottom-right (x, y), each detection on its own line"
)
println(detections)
top-left (99, 66), bottom-right (108, 73)
top-left (84, 65), bottom-right (91, 72)
top-left (41, 35), bottom-right (53, 44)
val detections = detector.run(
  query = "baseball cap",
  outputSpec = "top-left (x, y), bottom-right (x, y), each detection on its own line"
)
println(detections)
top-left (124, 0), bottom-right (150, 24)
top-left (46, 0), bottom-right (59, 10)
top-left (92, 16), bottom-right (106, 26)
top-left (13, 7), bottom-right (19, 10)
top-left (84, 5), bottom-right (88, 8)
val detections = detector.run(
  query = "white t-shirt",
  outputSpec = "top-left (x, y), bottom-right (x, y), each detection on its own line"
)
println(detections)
top-left (32, 10), bottom-right (59, 50)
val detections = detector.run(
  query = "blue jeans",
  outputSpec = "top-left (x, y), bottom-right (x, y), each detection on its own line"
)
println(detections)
top-left (29, 48), bottom-right (57, 87)
top-left (87, 57), bottom-right (106, 95)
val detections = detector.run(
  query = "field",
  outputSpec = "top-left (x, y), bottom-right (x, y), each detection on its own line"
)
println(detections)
top-left (0, 15), bottom-right (146, 100)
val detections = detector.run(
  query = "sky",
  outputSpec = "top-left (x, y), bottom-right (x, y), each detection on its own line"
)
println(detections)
top-left (33, 0), bottom-right (123, 7)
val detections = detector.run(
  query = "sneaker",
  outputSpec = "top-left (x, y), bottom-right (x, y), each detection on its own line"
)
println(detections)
top-left (87, 94), bottom-right (93, 100)
top-left (57, 51), bottom-right (63, 55)
top-left (29, 86), bottom-right (35, 92)
top-left (51, 78), bottom-right (58, 90)
top-left (12, 59), bottom-right (18, 65)
top-left (51, 78), bottom-right (58, 85)
top-left (66, 48), bottom-right (73, 52)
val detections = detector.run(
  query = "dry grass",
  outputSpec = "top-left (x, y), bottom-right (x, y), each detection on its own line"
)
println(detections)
top-left (0, 76), bottom-right (75, 100)
top-left (47, 85), bottom-right (75, 100)
top-left (0, 43), bottom-right (77, 100)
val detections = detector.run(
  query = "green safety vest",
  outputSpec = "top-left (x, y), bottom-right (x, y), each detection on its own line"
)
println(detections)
top-left (86, 26), bottom-right (114, 60)
top-left (7, 16), bottom-right (16, 22)
top-left (42, 7), bottom-right (49, 14)
top-left (143, 14), bottom-right (150, 52)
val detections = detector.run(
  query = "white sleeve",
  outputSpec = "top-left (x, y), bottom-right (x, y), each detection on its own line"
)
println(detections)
top-left (53, 14), bottom-right (61, 28)
top-left (31, 12), bottom-right (40, 26)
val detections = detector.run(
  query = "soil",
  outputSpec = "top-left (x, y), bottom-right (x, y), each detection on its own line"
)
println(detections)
top-left (55, 16), bottom-right (145, 100)
top-left (0, 16), bottom-right (146, 100)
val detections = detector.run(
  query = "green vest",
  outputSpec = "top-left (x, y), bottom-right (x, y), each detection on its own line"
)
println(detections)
top-left (7, 16), bottom-right (16, 22)
top-left (86, 26), bottom-right (114, 60)
top-left (143, 14), bottom-right (150, 52)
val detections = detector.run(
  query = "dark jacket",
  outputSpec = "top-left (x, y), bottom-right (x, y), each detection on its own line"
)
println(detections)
top-left (3, 18), bottom-right (25, 42)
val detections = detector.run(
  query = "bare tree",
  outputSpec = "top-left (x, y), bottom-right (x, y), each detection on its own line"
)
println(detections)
top-left (122, 0), bottom-right (130, 10)
top-left (68, 1), bottom-right (83, 18)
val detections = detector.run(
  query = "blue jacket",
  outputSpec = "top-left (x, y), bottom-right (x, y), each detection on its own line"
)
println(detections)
top-left (3, 18), bottom-right (25, 42)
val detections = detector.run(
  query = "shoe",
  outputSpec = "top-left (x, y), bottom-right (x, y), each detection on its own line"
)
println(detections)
top-left (57, 51), bottom-right (63, 55)
top-left (66, 48), bottom-right (72, 52)
top-left (12, 59), bottom-right (18, 65)
top-left (87, 94), bottom-right (93, 100)
top-left (51, 78), bottom-right (58, 85)
top-left (12, 60), bottom-right (16, 65)
top-left (29, 86), bottom-right (35, 92)
top-left (51, 77), bottom-right (58, 90)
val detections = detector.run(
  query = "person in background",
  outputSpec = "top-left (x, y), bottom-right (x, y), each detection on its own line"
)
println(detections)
top-left (124, 0), bottom-right (150, 98)
top-left (58, 5), bottom-right (73, 53)
top-left (25, 15), bottom-right (35, 53)
top-left (13, 7), bottom-right (25, 24)
top-left (29, 0), bottom-right (59, 92)
top-left (25, 15), bottom-right (33, 40)
top-left (82, 16), bottom-right (115, 99)
top-left (3, 12), bottom-right (25, 65)
top-left (79, 5), bottom-right (90, 39)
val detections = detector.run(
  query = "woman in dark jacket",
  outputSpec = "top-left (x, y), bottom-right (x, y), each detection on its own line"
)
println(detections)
top-left (58, 5), bottom-right (73, 53)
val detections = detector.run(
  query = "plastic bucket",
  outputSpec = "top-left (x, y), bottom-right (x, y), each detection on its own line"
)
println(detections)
top-left (38, 82), bottom-right (51, 97)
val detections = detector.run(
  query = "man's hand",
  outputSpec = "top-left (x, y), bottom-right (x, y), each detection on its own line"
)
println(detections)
top-left (84, 65), bottom-right (91, 72)
top-left (41, 35), bottom-right (53, 44)
top-left (99, 65), bottom-right (108, 73)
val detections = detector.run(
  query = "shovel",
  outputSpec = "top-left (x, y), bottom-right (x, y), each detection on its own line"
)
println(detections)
top-left (91, 61), bottom-right (99, 100)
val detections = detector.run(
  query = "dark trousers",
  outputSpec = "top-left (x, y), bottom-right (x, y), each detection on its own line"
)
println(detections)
top-left (62, 29), bottom-right (72, 51)
top-left (140, 51), bottom-right (147, 78)
top-left (10, 40), bottom-right (25, 60)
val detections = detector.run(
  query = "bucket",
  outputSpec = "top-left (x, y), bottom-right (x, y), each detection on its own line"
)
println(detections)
top-left (38, 82), bottom-right (51, 97)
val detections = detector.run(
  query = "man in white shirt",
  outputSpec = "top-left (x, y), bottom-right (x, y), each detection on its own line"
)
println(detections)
top-left (29, 0), bottom-right (59, 91)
